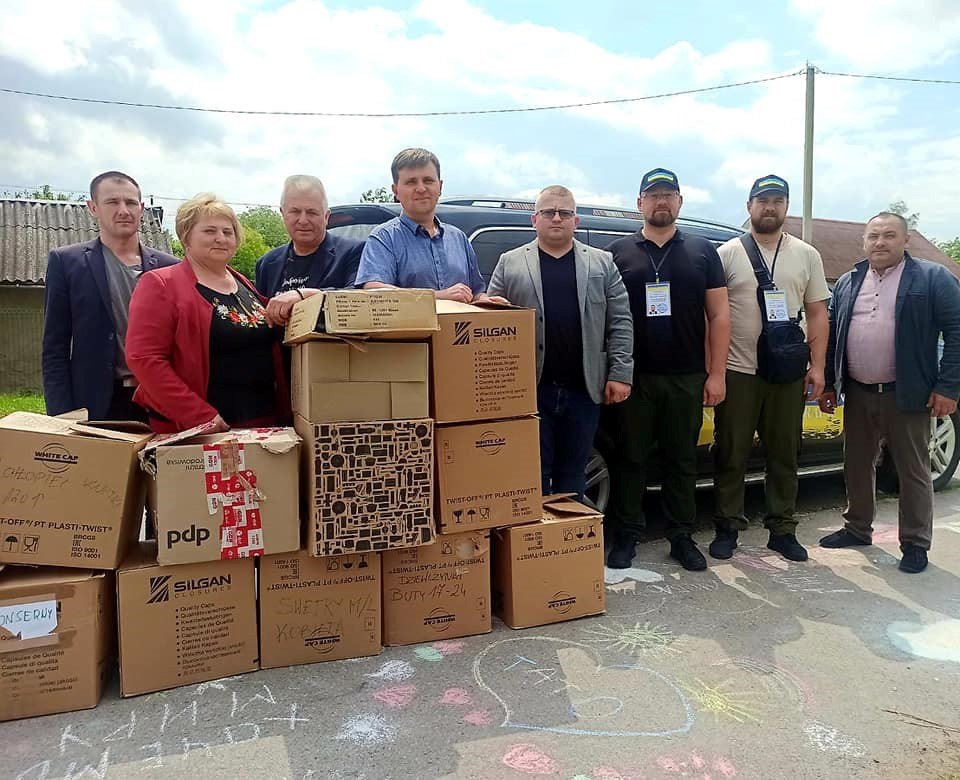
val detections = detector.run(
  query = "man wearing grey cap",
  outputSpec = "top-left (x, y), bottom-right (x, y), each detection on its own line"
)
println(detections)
top-left (606, 168), bottom-right (730, 571)
top-left (709, 175), bottom-right (830, 563)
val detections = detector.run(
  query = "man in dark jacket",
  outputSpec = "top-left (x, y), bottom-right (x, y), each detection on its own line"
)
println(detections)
top-left (42, 171), bottom-right (178, 420)
top-left (258, 175), bottom-right (363, 326)
top-left (818, 212), bottom-right (960, 573)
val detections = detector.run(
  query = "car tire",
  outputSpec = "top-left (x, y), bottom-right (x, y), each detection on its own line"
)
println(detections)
top-left (584, 432), bottom-right (614, 513)
top-left (876, 411), bottom-right (960, 493)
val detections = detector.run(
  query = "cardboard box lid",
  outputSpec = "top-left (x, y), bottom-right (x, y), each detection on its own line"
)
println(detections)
top-left (285, 289), bottom-right (440, 344)
top-left (0, 412), bottom-right (152, 443)
top-left (435, 299), bottom-right (529, 315)
top-left (140, 425), bottom-right (300, 473)
top-left (541, 494), bottom-right (604, 522)
top-left (0, 565), bottom-right (101, 591)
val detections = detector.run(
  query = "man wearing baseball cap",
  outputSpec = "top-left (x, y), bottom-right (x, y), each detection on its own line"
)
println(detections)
top-left (606, 168), bottom-right (730, 571)
top-left (709, 175), bottom-right (830, 563)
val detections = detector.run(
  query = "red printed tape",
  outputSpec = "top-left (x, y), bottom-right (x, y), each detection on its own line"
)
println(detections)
top-left (202, 442), bottom-right (265, 558)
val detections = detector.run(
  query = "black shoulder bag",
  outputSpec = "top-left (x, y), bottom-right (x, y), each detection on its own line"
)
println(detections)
top-left (740, 234), bottom-right (810, 384)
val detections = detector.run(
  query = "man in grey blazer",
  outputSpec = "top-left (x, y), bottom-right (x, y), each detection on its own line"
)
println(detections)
top-left (488, 185), bottom-right (634, 501)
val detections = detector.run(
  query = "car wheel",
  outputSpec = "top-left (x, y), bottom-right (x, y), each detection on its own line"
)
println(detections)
top-left (876, 411), bottom-right (960, 493)
top-left (584, 447), bottom-right (610, 513)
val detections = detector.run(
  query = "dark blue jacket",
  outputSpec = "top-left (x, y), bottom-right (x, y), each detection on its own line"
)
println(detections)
top-left (42, 238), bottom-right (178, 418)
top-left (826, 253), bottom-right (960, 412)
top-left (254, 234), bottom-right (364, 297)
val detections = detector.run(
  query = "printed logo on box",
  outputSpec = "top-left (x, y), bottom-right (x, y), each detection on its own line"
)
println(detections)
top-left (166, 524), bottom-right (211, 549)
top-left (547, 591), bottom-right (576, 614)
top-left (453, 320), bottom-right (472, 346)
top-left (33, 443), bottom-right (79, 473)
top-left (474, 431), bottom-right (506, 455)
top-left (423, 607), bottom-right (456, 632)
top-left (145, 573), bottom-right (232, 605)
top-left (304, 624), bottom-right (342, 654)
top-left (147, 575), bottom-right (172, 604)
top-left (452, 320), bottom-right (519, 346)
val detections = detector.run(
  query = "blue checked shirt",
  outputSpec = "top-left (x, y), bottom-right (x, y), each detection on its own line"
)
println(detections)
top-left (355, 213), bottom-right (486, 294)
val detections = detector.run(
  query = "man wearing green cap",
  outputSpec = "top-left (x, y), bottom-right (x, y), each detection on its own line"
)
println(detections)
top-left (606, 168), bottom-right (730, 571)
top-left (709, 175), bottom-right (830, 563)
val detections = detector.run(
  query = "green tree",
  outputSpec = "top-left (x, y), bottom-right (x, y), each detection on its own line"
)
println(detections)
top-left (887, 200), bottom-right (919, 230)
top-left (230, 225), bottom-right (270, 280)
top-left (938, 237), bottom-right (960, 264)
top-left (2, 185), bottom-right (84, 201)
top-left (238, 206), bottom-right (287, 248)
top-left (360, 186), bottom-right (393, 203)
top-left (170, 237), bottom-right (185, 259)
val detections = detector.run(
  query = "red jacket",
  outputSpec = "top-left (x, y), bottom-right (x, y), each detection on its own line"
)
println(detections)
top-left (126, 259), bottom-right (290, 433)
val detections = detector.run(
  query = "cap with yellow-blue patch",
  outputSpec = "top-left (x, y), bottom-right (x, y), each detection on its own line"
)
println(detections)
top-left (639, 168), bottom-right (680, 193)
top-left (749, 175), bottom-right (789, 199)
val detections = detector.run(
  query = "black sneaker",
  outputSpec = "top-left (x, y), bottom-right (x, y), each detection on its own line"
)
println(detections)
top-left (607, 537), bottom-right (636, 569)
top-left (669, 535), bottom-right (707, 571)
top-left (819, 529), bottom-right (871, 548)
top-left (899, 544), bottom-right (928, 573)
top-left (768, 532), bottom-right (808, 562)
top-left (709, 529), bottom-right (738, 560)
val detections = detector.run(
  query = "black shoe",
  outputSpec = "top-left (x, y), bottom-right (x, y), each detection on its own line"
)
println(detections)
top-left (607, 537), bottom-right (636, 569)
top-left (669, 535), bottom-right (707, 571)
top-left (899, 544), bottom-right (928, 573)
top-left (709, 529), bottom-right (738, 560)
top-left (768, 532), bottom-right (808, 562)
top-left (819, 529), bottom-right (871, 548)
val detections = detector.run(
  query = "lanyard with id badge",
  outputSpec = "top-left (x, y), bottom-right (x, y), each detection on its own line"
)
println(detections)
top-left (645, 243), bottom-right (674, 318)
top-left (758, 235), bottom-right (789, 323)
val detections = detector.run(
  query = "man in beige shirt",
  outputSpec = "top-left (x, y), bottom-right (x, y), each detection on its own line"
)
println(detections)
top-left (710, 175), bottom-right (830, 563)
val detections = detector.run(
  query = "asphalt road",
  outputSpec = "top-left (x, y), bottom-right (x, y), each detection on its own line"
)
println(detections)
top-left (3, 476), bottom-right (959, 780)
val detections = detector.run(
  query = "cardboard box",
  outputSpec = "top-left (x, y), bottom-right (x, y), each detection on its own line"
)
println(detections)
top-left (492, 495), bottom-right (605, 629)
top-left (381, 530), bottom-right (491, 646)
top-left (116, 543), bottom-right (258, 696)
top-left (291, 341), bottom-right (429, 422)
top-left (259, 550), bottom-right (381, 668)
top-left (285, 288), bottom-right (439, 344)
top-left (435, 417), bottom-right (541, 533)
top-left (431, 301), bottom-right (537, 423)
top-left (0, 565), bottom-right (113, 721)
top-left (0, 412), bottom-right (152, 569)
top-left (141, 427), bottom-right (301, 566)
top-left (295, 416), bottom-right (435, 556)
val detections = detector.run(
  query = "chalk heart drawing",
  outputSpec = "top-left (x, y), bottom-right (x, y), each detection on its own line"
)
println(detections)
top-left (415, 646), bottom-right (444, 662)
top-left (335, 713), bottom-right (398, 747)
top-left (502, 743), bottom-right (560, 776)
top-left (365, 659), bottom-right (415, 682)
top-left (657, 752), bottom-right (738, 779)
top-left (473, 635), bottom-right (694, 737)
top-left (372, 684), bottom-right (417, 709)
top-left (463, 709), bottom-right (493, 726)
top-left (433, 639), bottom-right (466, 655)
top-left (440, 687), bottom-right (472, 706)
top-left (887, 619), bottom-right (960, 663)
top-left (803, 720), bottom-right (867, 758)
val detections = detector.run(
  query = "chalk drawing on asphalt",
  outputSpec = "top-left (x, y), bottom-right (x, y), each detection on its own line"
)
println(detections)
top-left (334, 713), bottom-right (398, 747)
top-left (681, 678), bottom-right (763, 724)
top-left (371, 684), bottom-right (416, 709)
top-left (501, 743), bottom-right (559, 775)
top-left (580, 621), bottom-right (679, 657)
top-left (886, 619), bottom-right (960, 663)
top-left (365, 659), bottom-right (415, 682)
top-left (802, 720), bottom-right (867, 758)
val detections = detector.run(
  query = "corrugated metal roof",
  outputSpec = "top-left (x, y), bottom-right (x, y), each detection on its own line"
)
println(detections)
top-left (0, 199), bottom-right (172, 285)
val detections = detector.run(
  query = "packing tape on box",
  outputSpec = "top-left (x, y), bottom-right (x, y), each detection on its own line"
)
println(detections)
top-left (203, 440), bottom-right (266, 559)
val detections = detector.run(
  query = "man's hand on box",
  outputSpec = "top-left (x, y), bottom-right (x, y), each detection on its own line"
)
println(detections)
top-left (436, 284), bottom-right (474, 303)
top-left (264, 290), bottom-right (302, 327)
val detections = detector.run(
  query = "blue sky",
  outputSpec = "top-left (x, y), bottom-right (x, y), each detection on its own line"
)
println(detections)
top-left (1, 0), bottom-right (959, 240)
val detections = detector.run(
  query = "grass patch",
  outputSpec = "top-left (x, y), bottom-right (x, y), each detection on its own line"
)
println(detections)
top-left (0, 391), bottom-right (46, 416)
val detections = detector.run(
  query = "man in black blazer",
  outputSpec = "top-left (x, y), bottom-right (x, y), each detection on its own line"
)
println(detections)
top-left (42, 171), bottom-right (178, 420)
top-left (258, 175), bottom-right (364, 327)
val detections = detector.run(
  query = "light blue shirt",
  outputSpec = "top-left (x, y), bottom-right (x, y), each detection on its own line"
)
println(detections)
top-left (355, 212), bottom-right (485, 294)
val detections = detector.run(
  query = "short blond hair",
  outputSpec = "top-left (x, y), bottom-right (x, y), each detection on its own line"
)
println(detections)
top-left (175, 193), bottom-right (243, 245)
top-left (535, 185), bottom-right (576, 210)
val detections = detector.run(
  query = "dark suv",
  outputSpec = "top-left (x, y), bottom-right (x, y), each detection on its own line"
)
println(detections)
top-left (327, 197), bottom-right (960, 509)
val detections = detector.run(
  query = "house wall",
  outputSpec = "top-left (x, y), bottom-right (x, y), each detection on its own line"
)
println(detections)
top-left (0, 285), bottom-right (44, 392)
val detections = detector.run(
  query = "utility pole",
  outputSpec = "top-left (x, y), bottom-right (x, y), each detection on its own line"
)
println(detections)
top-left (802, 63), bottom-right (815, 243)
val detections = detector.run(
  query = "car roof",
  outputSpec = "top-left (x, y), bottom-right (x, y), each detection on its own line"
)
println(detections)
top-left (328, 198), bottom-right (743, 243)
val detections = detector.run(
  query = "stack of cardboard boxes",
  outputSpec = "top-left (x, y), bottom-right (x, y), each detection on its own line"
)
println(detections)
top-left (0, 287), bottom-right (608, 723)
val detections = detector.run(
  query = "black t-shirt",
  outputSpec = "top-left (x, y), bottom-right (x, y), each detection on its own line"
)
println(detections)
top-left (609, 228), bottom-right (725, 375)
top-left (196, 282), bottom-right (278, 425)
top-left (278, 251), bottom-right (314, 294)
top-left (539, 247), bottom-right (585, 391)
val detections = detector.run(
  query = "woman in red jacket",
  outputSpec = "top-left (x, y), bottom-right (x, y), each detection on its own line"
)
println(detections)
top-left (126, 193), bottom-right (289, 433)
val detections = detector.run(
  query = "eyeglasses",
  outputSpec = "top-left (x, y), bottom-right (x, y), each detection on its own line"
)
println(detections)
top-left (641, 191), bottom-right (679, 202)
top-left (536, 208), bottom-right (576, 220)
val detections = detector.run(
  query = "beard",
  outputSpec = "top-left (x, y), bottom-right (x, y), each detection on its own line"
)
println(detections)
top-left (751, 213), bottom-right (785, 234)
top-left (647, 209), bottom-right (676, 228)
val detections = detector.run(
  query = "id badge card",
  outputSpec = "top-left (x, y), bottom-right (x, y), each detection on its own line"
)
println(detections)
top-left (645, 282), bottom-right (671, 317)
top-left (763, 289), bottom-right (789, 322)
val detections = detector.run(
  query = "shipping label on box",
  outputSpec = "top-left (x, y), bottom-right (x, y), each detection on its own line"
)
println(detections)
top-left (0, 566), bottom-right (112, 721)
top-left (431, 301), bottom-right (537, 423)
top-left (435, 417), bottom-right (541, 533)
top-left (381, 530), bottom-right (491, 646)
top-left (493, 497), bottom-right (604, 629)
top-left (295, 416), bottom-right (435, 556)
top-left (285, 288), bottom-right (439, 344)
top-left (0, 412), bottom-right (151, 569)
top-left (141, 427), bottom-right (301, 566)
top-left (292, 341), bottom-right (429, 422)
top-left (259, 550), bottom-right (381, 668)
top-left (117, 544), bottom-right (258, 697)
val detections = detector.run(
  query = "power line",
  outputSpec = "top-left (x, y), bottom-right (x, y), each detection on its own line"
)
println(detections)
top-left (0, 71), bottom-right (803, 118)
top-left (817, 69), bottom-right (960, 86)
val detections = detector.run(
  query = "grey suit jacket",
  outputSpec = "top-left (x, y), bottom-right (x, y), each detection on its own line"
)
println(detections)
top-left (487, 238), bottom-right (634, 404)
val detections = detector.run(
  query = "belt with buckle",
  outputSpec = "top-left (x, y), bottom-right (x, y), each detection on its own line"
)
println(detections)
top-left (850, 379), bottom-right (896, 394)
